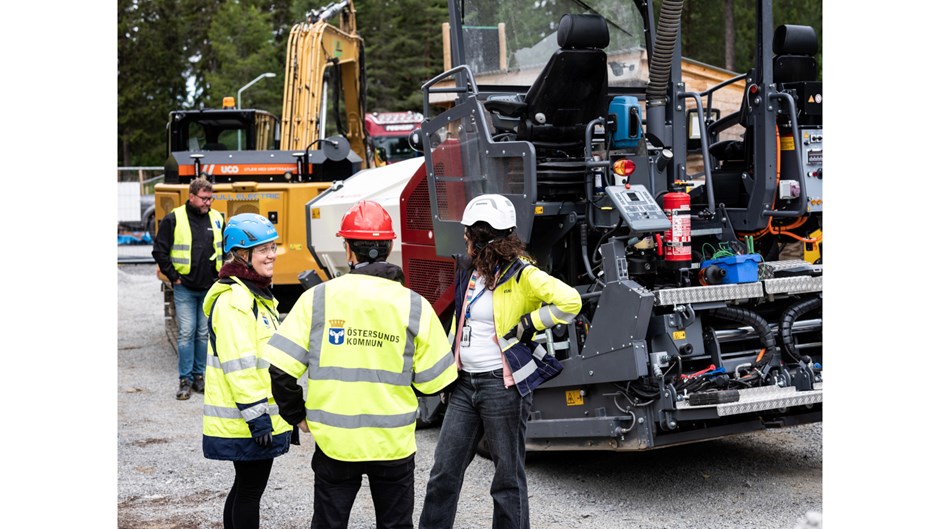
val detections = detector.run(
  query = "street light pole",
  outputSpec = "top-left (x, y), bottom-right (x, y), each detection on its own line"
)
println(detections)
top-left (236, 72), bottom-right (276, 150)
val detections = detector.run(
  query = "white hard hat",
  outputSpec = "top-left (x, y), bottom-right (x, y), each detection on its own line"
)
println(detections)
top-left (461, 194), bottom-right (516, 230)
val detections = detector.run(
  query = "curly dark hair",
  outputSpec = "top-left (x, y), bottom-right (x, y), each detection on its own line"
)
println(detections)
top-left (465, 222), bottom-right (530, 288)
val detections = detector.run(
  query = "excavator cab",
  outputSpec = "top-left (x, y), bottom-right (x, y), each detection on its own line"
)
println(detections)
top-left (166, 108), bottom-right (279, 155)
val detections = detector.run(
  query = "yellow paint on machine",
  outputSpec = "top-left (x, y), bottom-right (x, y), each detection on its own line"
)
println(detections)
top-left (804, 228), bottom-right (822, 264)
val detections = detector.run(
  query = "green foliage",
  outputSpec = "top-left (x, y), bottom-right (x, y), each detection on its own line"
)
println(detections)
top-left (356, 0), bottom-right (449, 112)
top-left (118, 0), bottom-right (192, 166)
top-left (205, 2), bottom-right (281, 111)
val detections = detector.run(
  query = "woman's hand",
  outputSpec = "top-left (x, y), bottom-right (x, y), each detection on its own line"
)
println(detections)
top-left (505, 313), bottom-right (536, 342)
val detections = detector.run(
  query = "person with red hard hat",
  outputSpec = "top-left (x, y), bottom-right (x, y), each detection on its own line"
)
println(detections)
top-left (334, 199), bottom-right (400, 277)
top-left (264, 200), bottom-right (457, 529)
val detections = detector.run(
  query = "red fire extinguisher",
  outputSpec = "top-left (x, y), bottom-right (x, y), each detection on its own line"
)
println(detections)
top-left (662, 189), bottom-right (691, 267)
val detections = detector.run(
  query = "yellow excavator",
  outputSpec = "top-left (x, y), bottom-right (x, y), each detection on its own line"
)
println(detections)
top-left (154, 1), bottom-right (370, 348)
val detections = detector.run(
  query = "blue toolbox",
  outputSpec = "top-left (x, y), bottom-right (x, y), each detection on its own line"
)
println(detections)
top-left (699, 254), bottom-right (762, 284)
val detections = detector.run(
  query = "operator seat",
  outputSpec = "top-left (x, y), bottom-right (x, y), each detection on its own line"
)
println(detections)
top-left (772, 24), bottom-right (818, 85)
top-left (707, 24), bottom-right (820, 207)
top-left (709, 23), bottom-right (819, 165)
top-left (483, 13), bottom-right (610, 198)
top-left (483, 13), bottom-right (608, 154)
top-left (772, 24), bottom-right (820, 129)
top-left (517, 13), bottom-right (609, 154)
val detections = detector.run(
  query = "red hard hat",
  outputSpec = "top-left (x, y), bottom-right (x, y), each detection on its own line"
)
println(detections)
top-left (336, 200), bottom-right (397, 240)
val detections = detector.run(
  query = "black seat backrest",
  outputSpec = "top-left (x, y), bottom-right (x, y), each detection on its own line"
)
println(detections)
top-left (772, 24), bottom-right (818, 84)
top-left (517, 14), bottom-right (609, 152)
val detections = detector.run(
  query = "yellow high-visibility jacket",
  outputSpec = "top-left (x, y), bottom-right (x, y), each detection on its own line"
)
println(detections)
top-left (202, 276), bottom-right (292, 461)
top-left (264, 273), bottom-right (457, 462)
top-left (453, 256), bottom-right (582, 396)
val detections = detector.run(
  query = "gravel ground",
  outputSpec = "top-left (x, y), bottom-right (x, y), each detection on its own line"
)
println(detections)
top-left (117, 263), bottom-right (822, 529)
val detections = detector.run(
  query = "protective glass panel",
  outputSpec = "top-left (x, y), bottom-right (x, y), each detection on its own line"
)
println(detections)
top-left (427, 104), bottom-right (529, 223)
top-left (458, 0), bottom-right (647, 88)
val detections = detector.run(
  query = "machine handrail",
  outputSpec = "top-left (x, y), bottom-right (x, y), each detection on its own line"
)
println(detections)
top-left (420, 65), bottom-right (480, 118)
top-left (762, 91), bottom-right (807, 218)
top-left (699, 72), bottom-right (747, 119)
top-left (678, 91), bottom-right (717, 217)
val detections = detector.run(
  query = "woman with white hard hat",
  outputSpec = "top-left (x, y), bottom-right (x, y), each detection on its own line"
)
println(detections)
top-left (420, 194), bottom-right (582, 529)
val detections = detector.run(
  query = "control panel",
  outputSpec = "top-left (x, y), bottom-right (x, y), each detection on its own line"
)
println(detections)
top-left (800, 128), bottom-right (823, 212)
top-left (605, 184), bottom-right (671, 233)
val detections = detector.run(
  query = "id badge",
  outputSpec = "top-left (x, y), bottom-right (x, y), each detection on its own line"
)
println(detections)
top-left (461, 325), bottom-right (471, 347)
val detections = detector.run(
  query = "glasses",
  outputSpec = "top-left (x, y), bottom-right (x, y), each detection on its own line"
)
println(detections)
top-left (252, 243), bottom-right (278, 256)
top-left (192, 194), bottom-right (214, 203)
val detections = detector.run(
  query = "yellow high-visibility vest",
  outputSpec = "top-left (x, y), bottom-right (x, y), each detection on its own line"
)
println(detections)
top-left (169, 205), bottom-right (224, 275)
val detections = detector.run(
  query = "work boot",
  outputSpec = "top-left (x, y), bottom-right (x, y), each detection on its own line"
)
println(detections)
top-left (192, 375), bottom-right (205, 393)
top-left (176, 378), bottom-right (192, 400)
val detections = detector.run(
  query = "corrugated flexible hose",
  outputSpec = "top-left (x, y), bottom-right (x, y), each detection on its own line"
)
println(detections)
top-left (711, 307), bottom-right (778, 370)
top-left (646, 0), bottom-right (684, 107)
top-left (779, 297), bottom-right (822, 362)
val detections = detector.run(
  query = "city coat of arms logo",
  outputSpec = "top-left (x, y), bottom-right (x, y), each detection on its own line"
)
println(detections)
top-left (328, 319), bottom-right (345, 345)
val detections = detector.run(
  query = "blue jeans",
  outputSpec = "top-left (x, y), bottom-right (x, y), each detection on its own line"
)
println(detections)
top-left (419, 369), bottom-right (532, 529)
top-left (173, 283), bottom-right (208, 381)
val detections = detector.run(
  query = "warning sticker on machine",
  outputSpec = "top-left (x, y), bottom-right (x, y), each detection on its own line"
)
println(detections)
top-left (780, 135), bottom-right (795, 151)
top-left (565, 390), bottom-right (584, 406)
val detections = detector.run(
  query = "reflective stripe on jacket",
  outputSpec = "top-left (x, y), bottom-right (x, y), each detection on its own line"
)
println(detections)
top-left (202, 276), bottom-right (291, 461)
top-left (453, 256), bottom-right (582, 396)
top-left (170, 205), bottom-right (224, 275)
top-left (263, 273), bottom-right (457, 462)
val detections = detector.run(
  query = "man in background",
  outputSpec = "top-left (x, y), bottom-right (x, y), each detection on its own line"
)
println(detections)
top-left (152, 177), bottom-right (224, 400)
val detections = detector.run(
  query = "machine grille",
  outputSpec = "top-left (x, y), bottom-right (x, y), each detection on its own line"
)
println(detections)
top-left (406, 258), bottom-right (454, 306)
top-left (434, 180), bottom-right (452, 220)
top-left (405, 178), bottom-right (433, 232)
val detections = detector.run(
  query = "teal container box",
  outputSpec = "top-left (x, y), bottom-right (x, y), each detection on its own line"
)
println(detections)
top-left (609, 96), bottom-right (643, 149)
top-left (700, 254), bottom-right (761, 284)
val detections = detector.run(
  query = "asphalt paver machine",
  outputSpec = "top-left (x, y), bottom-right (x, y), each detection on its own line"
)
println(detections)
top-left (395, 0), bottom-right (823, 451)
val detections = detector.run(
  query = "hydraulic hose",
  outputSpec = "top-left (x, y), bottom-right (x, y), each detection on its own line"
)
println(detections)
top-left (646, 0), bottom-right (684, 107)
top-left (580, 223), bottom-right (602, 285)
top-left (779, 297), bottom-right (822, 361)
top-left (711, 307), bottom-right (778, 370)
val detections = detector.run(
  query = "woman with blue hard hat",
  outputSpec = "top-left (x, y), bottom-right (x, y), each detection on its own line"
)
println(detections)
top-left (201, 213), bottom-right (293, 529)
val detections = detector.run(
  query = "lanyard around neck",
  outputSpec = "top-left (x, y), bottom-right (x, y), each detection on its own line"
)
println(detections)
top-left (464, 270), bottom-right (487, 320)
top-left (464, 265), bottom-right (501, 320)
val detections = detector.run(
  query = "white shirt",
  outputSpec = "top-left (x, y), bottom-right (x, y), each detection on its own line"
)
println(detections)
top-left (459, 275), bottom-right (503, 373)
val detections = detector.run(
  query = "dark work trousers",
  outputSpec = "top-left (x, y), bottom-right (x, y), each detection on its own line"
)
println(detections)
top-left (224, 458), bottom-right (274, 529)
top-left (311, 448), bottom-right (416, 529)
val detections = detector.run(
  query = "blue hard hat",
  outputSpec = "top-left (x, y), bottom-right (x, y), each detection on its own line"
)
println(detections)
top-left (223, 213), bottom-right (278, 253)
